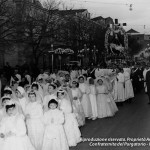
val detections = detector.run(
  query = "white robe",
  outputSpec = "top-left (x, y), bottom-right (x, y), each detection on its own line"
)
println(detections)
top-left (79, 83), bottom-right (92, 117)
top-left (114, 73), bottom-right (125, 102)
top-left (89, 85), bottom-right (98, 118)
top-left (18, 97), bottom-right (28, 115)
top-left (25, 102), bottom-right (44, 150)
top-left (59, 98), bottom-right (81, 147)
top-left (42, 109), bottom-right (69, 150)
top-left (0, 113), bottom-right (35, 150)
top-left (71, 88), bottom-right (85, 126)
top-left (124, 71), bottom-right (134, 100)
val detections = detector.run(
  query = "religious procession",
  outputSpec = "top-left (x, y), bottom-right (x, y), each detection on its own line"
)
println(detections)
top-left (1, 62), bottom-right (148, 150)
top-left (1, 0), bottom-right (150, 150)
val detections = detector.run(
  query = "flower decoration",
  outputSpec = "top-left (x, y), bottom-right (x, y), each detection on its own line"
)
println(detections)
top-left (54, 48), bottom-right (74, 54)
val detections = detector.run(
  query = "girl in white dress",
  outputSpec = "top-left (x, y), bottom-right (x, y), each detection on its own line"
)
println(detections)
top-left (78, 76), bottom-right (92, 118)
top-left (43, 84), bottom-right (57, 112)
top-left (31, 83), bottom-right (43, 104)
top-left (124, 70), bottom-right (134, 100)
top-left (25, 91), bottom-right (44, 150)
top-left (96, 78), bottom-right (114, 118)
top-left (57, 89), bottom-right (82, 147)
top-left (71, 81), bottom-right (85, 126)
top-left (16, 86), bottom-right (29, 115)
top-left (42, 99), bottom-right (69, 150)
top-left (104, 76), bottom-right (118, 114)
top-left (88, 78), bottom-right (98, 120)
top-left (113, 68), bottom-right (125, 104)
top-left (0, 100), bottom-right (35, 150)
top-left (0, 96), bottom-right (11, 121)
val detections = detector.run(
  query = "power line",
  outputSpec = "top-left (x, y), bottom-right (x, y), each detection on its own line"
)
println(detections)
top-left (70, 0), bottom-right (130, 6)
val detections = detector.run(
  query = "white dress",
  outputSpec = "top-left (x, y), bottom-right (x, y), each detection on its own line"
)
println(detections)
top-left (114, 73), bottom-right (125, 102)
top-left (124, 71), bottom-right (134, 100)
top-left (18, 97), bottom-right (28, 115)
top-left (89, 85), bottom-right (98, 118)
top-left (42, 109), bottom-right (69, 150)
top-left (25, 102), bottom-right (44, 150)
top-left (105, 78), bottom-right (118, 113)
top-left (0, 108), bottom-right (5, 148)
top-left (59, 98), bottom-right (81, 147)
top-left (71, 88), bottom-right (85, 126)
top-left (96, 85), bottom-right (114, 118)
top-left (79, 83), bottom-right (92, 118)
top-left (0, 113), bottom-right (35, 150)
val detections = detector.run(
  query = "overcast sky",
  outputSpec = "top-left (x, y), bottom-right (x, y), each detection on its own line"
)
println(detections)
top-left (40, 0), bottom-right (150, 33)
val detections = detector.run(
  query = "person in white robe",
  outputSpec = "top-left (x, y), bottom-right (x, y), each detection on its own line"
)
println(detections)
top-left (104, 76), bottom-right (118, 113)
top-left (43, 84), bottom-right (57, 112)
top-left (96, 78), bottom-right (115, 118)
top-left (31, 82), bottom-right (43, 104)
top-left (113, 68), bottom-right (125, 103)
top-left (0, 96), bottom-right (11, 121)
top-left (15, 86), bottom-right (29, 115)
top-left (42, 99), bottom-right (69, 150)
top-left (88, 77), bottom-right (98, 120)
top-left (78, 76), bottom-right (92, 118)
top-left (57, 89), bottom-right (82, 147)
top-left (0, 100), bottom-right (35, 150)
top-left (71, 80), bottom-right (85, 126)
top-left (124, 70), bottom-right (134, 101)
top-left (25, 91), bottom-right (44, 150)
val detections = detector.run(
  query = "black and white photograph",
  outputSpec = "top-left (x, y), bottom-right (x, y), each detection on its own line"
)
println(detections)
top-left (0, 0), bottom-right (150, 150)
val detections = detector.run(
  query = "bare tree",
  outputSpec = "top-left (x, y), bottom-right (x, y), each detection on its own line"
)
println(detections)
top-left (16, 0), bottom-right (63, 67)
top-left (0, 0), bottom-right (16, 50)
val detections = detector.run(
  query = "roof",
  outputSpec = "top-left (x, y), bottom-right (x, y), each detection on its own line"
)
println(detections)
top-left (126, 28), bottom-right (139, 34)
top-left (91, 16), bottom-right (104, 21)
top-left (59, 9), bottom-right (87, 16)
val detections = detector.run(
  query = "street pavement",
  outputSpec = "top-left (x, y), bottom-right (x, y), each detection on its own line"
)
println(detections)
top-left (70, 91), bottom-right (150, 150)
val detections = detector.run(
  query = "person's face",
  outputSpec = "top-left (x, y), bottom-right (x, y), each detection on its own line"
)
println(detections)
top-left (48, 86), bottom-right (54, 94)
top-left (65, 75), bottom-right (70, 80)
top-left (58, 92), bottom-right (65, 99)
top-left (32, 86), bottom-right (38, 91)
top-left (7, 107), bottom-right (16, 116)
top-left (98, 79), bottom-right (103, 85)
top-left (29, 94), bottom-right (36, 102)
top-left (38, 79), bottom-right (43, 84)
top-left (72, 82), bottom-right (77, 88)
top-left (49, 103), bottom-right (57, 109)
top-left (15, 90), bottom-right (22, 98)
top-left (59, 73), bottom-right (64, 77)
top-left (79, 78), bottom-right (84, 83)
top-left (4, 93), bottom-right (11, 97)
top-left (21, 78), bottom-right (25, 82)
top-left (2, 100), bottom-right (9, 107)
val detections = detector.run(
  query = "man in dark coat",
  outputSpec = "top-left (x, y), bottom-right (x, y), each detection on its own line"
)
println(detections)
top-left (146, 67), bottom-right (150, 104)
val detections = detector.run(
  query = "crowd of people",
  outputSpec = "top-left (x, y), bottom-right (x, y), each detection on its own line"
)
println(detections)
top-left (0, 62), bottom-right (148, 150)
